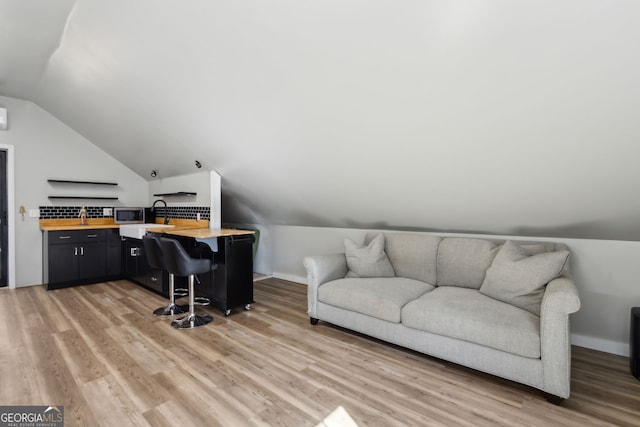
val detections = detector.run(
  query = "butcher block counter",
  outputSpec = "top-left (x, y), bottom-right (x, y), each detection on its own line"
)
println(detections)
top-left (40, 218), bottom-right (214, 230)
top-left (39, 218), bottom-right (120, 231)
top-left (149, 226), bottom-right (255, 239)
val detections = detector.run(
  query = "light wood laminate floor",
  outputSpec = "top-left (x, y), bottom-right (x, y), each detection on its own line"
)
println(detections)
top-left (0, 278), bottom-right (639, 426)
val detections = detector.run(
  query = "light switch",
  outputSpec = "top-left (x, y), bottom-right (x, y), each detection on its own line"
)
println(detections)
top-left (103, 208), bottom-right (113, 216)
top-left (28, 209), bottom-right (40, 218)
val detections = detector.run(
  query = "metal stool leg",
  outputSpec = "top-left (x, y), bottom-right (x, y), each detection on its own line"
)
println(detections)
top-left (171, 274), bottom-right (212, 329)
top-left (153, 273), bottom-right (188, 316)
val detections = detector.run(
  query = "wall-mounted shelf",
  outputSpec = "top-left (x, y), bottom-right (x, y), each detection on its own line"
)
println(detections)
top-left (48, 179), bottom-right (119, 201)
top-left (48, 179), bottom-right (118, 186)
top-left (48, 196), bottom-right (119, 200)
top-left (153, 192), bottom-right (197, 197)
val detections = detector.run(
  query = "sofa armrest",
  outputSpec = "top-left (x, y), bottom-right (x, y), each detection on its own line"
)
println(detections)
top-left (541, 274), bottom-right (581, 316)
top-left (540, 274), bottom-right (581, 398)
top-left (303, 253), bottom-right (348, 318)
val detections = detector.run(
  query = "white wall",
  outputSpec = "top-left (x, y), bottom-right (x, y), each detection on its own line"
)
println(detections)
top-left (253, 224), bottom-right (640, 357)
top-left (0, 95), bottom-right (148, 287)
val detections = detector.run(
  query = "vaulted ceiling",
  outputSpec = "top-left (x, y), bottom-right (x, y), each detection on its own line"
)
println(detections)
top-left (2, 0), bottom-right (640, 240)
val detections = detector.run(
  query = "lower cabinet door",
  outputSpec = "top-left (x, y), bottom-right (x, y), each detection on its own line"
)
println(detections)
top-left (106, 230), bottom-right (122, 277)
top-left (123, 240), bottom-right (137, 278)
top-left (78, 242), bottom-right (106, 280)
top-left (49, 244), bottom-right (79, 284)
top-left (146, 268), bottom-right (165, 294)
top-left (223, 238), bottom-right (254, 308)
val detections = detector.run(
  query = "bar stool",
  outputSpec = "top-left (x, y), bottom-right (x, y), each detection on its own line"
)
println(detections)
top-left (159, 237), bottom-right (214, 329)
top-left (143, 235), bottom-right (188, 316)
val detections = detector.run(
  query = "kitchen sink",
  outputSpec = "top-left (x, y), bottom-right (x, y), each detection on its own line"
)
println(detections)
top-left (119, 223), bottom-right (175, 239)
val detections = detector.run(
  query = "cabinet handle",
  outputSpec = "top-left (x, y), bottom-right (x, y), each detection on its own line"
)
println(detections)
top-left (81, 247), bottom-right (84, 256)
top-left (87, 234), bottom-right (98, 238)
top-left (74, 247), bottom-right (78, 256)
top-left (59, 235), bottom-right (72, 240)
top-left (150, 276), bottom-right (157, 282)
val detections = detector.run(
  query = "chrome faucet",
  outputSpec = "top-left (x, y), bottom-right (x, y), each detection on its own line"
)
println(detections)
top-left (151, 199), bottom-right (169, 225)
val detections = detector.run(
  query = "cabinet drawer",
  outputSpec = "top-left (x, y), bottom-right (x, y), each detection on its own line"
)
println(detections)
top-left (48, 230), bottom-right (78, 244)
top-left (78, 229), bottom-right (106, 242)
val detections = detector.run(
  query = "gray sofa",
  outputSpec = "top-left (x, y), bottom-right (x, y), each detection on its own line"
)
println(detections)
top-left (303, 232), bottom-right (581, 401)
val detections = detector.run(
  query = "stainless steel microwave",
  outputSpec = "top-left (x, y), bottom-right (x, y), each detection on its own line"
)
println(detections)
top-left (114, 207), bottom-right (145, 224)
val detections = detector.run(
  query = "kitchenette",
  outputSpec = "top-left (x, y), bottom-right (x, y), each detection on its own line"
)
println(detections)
top-left (39, 171), bottom-right (256, 316)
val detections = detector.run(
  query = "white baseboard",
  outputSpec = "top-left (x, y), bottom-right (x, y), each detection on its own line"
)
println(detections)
top-left (272, 272), bottom-right (307, 284)
top-left (571, 334), bottom-right (629, 357)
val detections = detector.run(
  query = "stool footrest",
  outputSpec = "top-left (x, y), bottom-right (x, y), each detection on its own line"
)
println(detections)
top-left (194, 296), bottom-right (211, 306)
top-left (174, 288), bottom-right (188, 297)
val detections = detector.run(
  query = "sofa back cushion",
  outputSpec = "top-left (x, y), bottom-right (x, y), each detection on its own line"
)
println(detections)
top-left (365, 233), bottom-right (440, 285)
top-left (437, 237), bottom-right (500, 289)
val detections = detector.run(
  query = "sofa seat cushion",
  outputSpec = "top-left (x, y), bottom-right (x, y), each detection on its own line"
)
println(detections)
top-left (318, 278), bottom-right (434, 323)
top-left (401, 287), bottom-right (541, 358)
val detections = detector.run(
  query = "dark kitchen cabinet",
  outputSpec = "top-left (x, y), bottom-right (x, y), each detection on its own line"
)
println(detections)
top-left (78, 241), bottom-right (106, 279)
top-left (44, 229), bottom-right (107, 289)
top-left (48, 242), bottom-right (79, 284)
top-left (105, 228), bottom-right (122, 277)
top-left (123, 237), bottom-right (147, 284)
top-left (171, 234), bottom-right (254, 316)
top-left (146, 267), bottom-right (166, 295)
top-left (122, 237), bottom-right (167, 296)
top-left (212, 234), bottom-right (254, 316)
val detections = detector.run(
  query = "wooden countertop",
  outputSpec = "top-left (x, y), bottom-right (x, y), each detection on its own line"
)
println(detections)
top-left (41, 224), bottom-right (120, 231)
top-left (39, 218), bottom-right (254, 240)
top-left (39, 218), bottom-right (210, 231)
top-left (149, 227), bottom-right (255, 239)
top-left (40, 218), bottom-right (119, 231)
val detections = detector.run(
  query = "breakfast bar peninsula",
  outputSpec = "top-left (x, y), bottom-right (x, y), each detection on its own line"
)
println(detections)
top-left (149, 226), bottom-right (256, 316)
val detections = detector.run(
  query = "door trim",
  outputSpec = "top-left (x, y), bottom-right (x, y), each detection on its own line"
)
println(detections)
top-left (0, 144), bottom-right (15, 289)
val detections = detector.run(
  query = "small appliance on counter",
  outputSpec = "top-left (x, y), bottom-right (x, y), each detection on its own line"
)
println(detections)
top-left (114, 207), bottom-right (144, 224)
top-left (114, 207), bottom-right (156, 224)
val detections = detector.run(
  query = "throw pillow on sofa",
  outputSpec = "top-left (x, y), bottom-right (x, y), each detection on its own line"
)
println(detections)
top-left (479, 240), bottom-right (569, 316)
top-left (344, 233), bottom-right (396, 278)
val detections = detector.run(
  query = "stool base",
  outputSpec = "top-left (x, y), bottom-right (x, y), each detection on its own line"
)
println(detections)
top-left (153, 303), bottom-right (189, 317)
top-left (171, 313), bottom-right (213, 329)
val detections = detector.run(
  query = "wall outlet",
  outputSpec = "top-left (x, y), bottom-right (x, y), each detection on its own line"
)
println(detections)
top-left (197, 212), bottom-right (201, 221)
top-left (103, 208), bottom-right (113, 216)
top-left (28, 209), bottom-right (40, 218)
